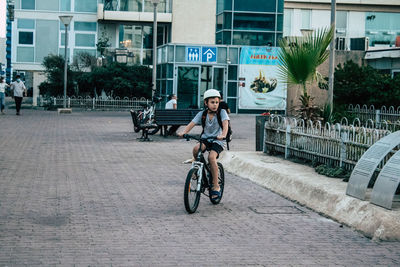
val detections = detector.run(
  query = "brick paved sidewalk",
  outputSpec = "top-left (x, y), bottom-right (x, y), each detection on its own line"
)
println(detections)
top-left (0, 110), bottom-right (399, 266)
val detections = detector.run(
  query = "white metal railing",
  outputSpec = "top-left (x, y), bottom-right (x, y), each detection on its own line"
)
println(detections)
top-left (348, 104), bottom-right (400, 126)
top-left (37, 96), bottom-right (151, 111)
top-left (264, 115), bottom-right (399, 171)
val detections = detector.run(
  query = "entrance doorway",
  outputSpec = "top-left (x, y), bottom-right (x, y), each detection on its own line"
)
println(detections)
top-left (176, 65), bottom-right (226, 109)
top-left (177, 66), bottom-right (199, 109)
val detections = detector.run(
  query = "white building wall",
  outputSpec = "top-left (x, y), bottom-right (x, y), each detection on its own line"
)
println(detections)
top-left (171, 0), bottom-right (216, 44)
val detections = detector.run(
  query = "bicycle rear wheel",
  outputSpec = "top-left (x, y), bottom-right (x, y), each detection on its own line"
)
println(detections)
top-left (184, 168), bottom-right (201, 213)
top-left (209, 163), bottom-right (225, 205)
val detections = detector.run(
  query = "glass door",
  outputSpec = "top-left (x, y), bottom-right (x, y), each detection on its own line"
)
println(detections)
top-left (212, 66), bottom-right (226, 97)
top-left (199, 66), bottom-right (212, 108)
top-left (176, 66), bottom-right (200, 109)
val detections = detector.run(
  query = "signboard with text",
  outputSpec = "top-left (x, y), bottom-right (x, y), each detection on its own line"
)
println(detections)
top-left (238, 47), bottom-right (286, 110)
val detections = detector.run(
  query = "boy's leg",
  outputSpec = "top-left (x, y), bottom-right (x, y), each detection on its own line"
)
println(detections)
top-left (192, 143), bottom-right (206, 159)
top-left (208, 151), bottom-right (219, 192)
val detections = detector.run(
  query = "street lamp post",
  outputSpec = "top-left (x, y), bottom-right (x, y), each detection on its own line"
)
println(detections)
top-left (328, 0), bottom-right (336, 114)
top-left (151, 0), bottom-right (160, 99)
top-left (59, 15), bottom-right (73, 109)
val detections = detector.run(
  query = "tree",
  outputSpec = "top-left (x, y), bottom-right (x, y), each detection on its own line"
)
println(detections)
top-left (334, 61), bottom-right (400, 108)
top-left (39, 54), bottom-right (74, 97)
top-left (278, 27), bottom-right (334, 119)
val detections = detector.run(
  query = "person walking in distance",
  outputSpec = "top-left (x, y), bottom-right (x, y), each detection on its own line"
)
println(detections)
top-left (10, 75), bottom-right (27, 116)
top-left (165, 94), bottom-right (179, 136)
top-left (0, 77), bottom-right (9, 115)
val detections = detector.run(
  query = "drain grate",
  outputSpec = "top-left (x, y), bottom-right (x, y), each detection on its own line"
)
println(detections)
top-left (249, 206), bottom-right (305, 214)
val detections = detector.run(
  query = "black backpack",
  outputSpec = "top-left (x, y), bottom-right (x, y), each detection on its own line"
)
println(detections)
top-left (201, 109), bottom-right (232, 150)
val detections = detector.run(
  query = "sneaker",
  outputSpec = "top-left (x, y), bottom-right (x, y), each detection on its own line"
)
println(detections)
top-left (16, 112), bottom-right (20, 116)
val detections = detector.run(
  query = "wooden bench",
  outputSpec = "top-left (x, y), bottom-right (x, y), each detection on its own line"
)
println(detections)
top-left (155, 109), bottom-right (202, 136)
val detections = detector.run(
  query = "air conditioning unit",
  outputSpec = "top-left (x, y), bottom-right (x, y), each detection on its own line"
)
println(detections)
top-left (350, 37), bottom-right (369, 51)
top-left (335, 37), bottom-right (346, 50)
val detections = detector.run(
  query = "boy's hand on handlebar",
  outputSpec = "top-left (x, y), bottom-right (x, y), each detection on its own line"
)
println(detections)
top-left (217, 135), bottom-right (226, 141)
top-left (177, 132), bottom-right (185, 138)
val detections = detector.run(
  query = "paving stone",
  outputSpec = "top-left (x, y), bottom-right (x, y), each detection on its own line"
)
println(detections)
top-left (0, 110), bottom-right (399, 265)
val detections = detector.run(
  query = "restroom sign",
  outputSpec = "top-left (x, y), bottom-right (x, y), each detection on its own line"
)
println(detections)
top-left (186, 47), bottom-right (201, 62)
top-left (202, 47), bottom-right (217, 63)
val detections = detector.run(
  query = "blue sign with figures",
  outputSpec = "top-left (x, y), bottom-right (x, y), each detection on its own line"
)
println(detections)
top-left (202, 47), bottom-right (217, 63)
top-left (186, 47), bottom-right (201, 62)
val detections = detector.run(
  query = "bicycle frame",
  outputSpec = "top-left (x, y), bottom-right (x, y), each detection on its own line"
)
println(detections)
top-left (189, 138), bottom-right (214, 193)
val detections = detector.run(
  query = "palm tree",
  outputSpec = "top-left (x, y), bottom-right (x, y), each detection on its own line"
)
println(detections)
top-left (278, 27), bottom-right (334, 119)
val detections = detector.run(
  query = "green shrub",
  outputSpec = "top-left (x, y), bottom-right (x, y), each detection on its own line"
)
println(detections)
top-left (334, 61), bottom-right (400, 108)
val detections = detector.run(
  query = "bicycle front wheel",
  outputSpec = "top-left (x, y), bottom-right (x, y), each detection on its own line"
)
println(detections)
top-left (184, 168), bottom-right (201, 214)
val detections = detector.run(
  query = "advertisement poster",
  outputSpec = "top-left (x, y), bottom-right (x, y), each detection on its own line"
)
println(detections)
top-left (239, 47), bottom-right (286, 110)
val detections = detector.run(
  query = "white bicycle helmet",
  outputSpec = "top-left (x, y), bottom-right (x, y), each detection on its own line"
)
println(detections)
top-left (203, 89), bottom-right (221, 100)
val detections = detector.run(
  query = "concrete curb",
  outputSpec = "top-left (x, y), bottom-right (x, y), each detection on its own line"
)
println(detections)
top-left (220, 151), bottom-right (400, 241)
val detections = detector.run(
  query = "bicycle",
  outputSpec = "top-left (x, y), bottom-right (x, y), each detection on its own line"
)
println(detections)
top-left (183, 134), bottom-right (225, 214)
top-left (130, 96), bottom-right (162, 140)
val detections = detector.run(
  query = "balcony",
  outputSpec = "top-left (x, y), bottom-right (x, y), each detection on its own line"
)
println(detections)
top-left (97, 2), bottom-right (172, 23)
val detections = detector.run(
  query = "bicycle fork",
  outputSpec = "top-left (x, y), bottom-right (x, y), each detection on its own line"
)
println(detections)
top-left (192, 161), bottom-right (204, 191)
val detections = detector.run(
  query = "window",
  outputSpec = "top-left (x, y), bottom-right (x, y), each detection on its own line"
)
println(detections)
top-left (36, 20), bottom-right (58, 63)
top-left (17, 19), bottom-right (35, 45)
top-left (217, 14), bottom-right (223, 31)
top-left (223, 31), bottom-right (232, 45)
top-left (365, 12), bottom-right (400, 46)
top-left (232, 31), bottom-right (274, 46)
top-left (75, 22), bottom-right (97, 32)
top-left (74, 0), bottom-right (97, 12)
top-left (60, 0), bottom-right (71, 11)
top-left (37, 0), bottom-right (58, 11)
top-left (283, 9), bottom-right (292, 36)
top-left (234, 0), bottom-right (276, 13)
top-left (17, 47), bottom-right (34, 62)
top-left (17, 18), bottom-right (35, 62)
top-left (233, 13), bottom-right (276, 31)
top-left (75, 34), bottom-right (96, 47)
top-left (217, 0), bottom-right (232, 13)
top-left (19, 32), bottom-right (34, 45)
top-left (21, 0), bottom-right (35, 10)
top-left (144, 0), bottom-right (169, 13)
top-left (120, 0), bottom-right (143, 12)
top-left (18, 19), bottom-right (35, 29)
top-left (336, 11), bottom-right (347, 35)
top-left (301, 9), bottom-right (311, 30)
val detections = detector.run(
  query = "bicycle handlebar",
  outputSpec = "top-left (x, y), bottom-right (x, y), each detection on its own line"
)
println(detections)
top-left (183, 134), bottom-right (225, 142)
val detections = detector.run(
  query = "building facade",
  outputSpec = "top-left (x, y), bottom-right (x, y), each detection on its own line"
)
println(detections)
top-left (7, 0), bottom-right (400, 110)
top-left (284, 0), bottom-right (400, 50)
top-left (216, 0), bottom-right (284, 46)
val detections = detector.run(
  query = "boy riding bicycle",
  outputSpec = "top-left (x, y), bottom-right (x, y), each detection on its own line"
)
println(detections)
top-left (178, 89), bottom-right (229, 200)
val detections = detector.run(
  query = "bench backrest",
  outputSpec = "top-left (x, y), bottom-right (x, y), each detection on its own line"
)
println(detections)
top-left (155, 109), bottom-right (202, 125)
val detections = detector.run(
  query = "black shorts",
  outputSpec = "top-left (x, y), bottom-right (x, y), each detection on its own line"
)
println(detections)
top-left (202, 141), bottom-right (224, 158)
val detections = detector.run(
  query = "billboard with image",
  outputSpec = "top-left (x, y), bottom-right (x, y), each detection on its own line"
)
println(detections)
top-left (239, 47), bottom-right (286, 110)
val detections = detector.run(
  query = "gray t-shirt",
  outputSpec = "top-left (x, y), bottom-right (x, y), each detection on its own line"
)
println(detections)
top-left (192, 109), bottom-right (230, 147)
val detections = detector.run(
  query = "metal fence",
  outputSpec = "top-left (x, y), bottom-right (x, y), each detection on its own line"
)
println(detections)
top-left (264, 115), bottom-right (398, 172)
top-left (348, 104), bottom-right (400, 126)
top-left (37, 96), bottom-right (151, 111)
